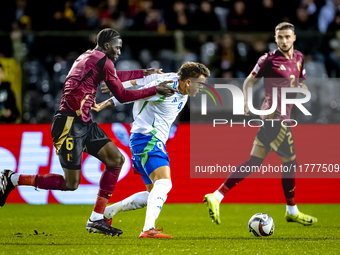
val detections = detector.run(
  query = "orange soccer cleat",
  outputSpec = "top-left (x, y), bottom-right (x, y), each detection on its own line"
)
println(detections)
top-left (139, 228), bottom-right (173, 238)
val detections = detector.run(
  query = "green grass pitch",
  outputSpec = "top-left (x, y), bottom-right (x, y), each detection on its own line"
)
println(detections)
top-left (0, 204), bottom-right (339, 254)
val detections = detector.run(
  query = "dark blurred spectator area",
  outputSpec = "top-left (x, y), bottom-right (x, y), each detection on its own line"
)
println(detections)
top-left (0, 0), bottom-right (340, 124)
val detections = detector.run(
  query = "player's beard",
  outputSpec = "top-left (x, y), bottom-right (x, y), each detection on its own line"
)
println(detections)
top-left (279, 44), bottom-right (293, 53)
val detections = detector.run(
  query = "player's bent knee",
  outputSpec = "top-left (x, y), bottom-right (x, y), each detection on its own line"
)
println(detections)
top-left (154, 179), bottom-right (172, 194)
top-left (110, 153), bottom-right (124, 166)
top-left (117, 153), bottom-right (125, 166)
top-left (104, 152), bottom-right (125, 167)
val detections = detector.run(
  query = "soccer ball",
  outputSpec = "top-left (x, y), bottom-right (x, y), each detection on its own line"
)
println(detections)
top-left (248, 213), bottom-right (275, 237)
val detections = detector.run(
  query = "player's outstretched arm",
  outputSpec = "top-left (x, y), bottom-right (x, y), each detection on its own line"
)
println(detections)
top-left (101, 81), bottom-right (136, 94)
top-left (243, 73), bottom-right (257, 116)
top-left (100, 80), bottom-right (177, 108)
top-left (105, 76), bottom-right (177, 103)
top-left (116, 70), bottom-right (143, 82)
top-left (136, 73), bottom-right (170, 86)
top-left (106, 79), bottom-right (152, 103)
top-left (143, 68), bottom-right (163, 76)
top-left (105, 79), bottom-right (153, 103)
top-left (101, 73), bottom-right (167, 94)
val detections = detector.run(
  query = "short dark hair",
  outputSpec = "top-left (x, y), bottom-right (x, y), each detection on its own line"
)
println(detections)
top-left (96, 28), bottom-right (121, 47)
top-left (275, 22), bottom-right (294, 33)
top-left (178, 62), bottom-right (210, 81)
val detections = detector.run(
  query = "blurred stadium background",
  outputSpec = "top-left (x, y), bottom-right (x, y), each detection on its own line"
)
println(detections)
top-left (0, 0), bottom-right (339, 205)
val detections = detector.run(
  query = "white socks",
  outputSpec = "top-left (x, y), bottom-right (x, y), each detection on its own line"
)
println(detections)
top-left (143, 179), bottom-right (172, 232)
top-left (90, 211), bottom-right (103, 221)
top-left (10, 173), bottom-right (20, 187)
top-left (213, 190), bottom-right (224, 203)
top-left (286, 205), bottom-right (299, 216)
top-left (104, 191), bottom-right (149, 219)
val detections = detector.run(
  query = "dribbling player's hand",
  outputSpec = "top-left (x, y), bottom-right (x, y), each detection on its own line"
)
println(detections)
top-left (91, 102), bottom-right (101, 112)
top-left (91, 100), bottom-right (112, 112)
top-left (91, 102), bottom-right (103, 112)
top-left (155, 80), bottom-right (179, 97)
top-left (143, 68), bottom-right (163, 76)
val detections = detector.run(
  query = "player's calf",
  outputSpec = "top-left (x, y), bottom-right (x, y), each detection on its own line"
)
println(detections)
top-left (143, 179), bottom-right (172, 232)
top-left (104, 191), bottom-right (149, 220)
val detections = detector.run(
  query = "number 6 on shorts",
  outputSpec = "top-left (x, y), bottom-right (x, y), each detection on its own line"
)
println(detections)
top-left (66, 137), bottom-right (74, 151)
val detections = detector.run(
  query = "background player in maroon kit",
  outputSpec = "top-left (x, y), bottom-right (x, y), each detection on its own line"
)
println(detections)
top-left (204, 22), bottom-right (317, 226)
top-left (0, 28), bottom-right (177, 236)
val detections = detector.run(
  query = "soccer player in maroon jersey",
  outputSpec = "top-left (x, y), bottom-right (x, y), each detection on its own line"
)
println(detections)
top-left (204, 22), bottom-right (318, 226)
top-left (0, 28), bottom-right (177, 236)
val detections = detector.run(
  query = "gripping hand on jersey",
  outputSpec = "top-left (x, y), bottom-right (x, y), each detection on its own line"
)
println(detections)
top-left (155, 80), bottom-right (178, 97)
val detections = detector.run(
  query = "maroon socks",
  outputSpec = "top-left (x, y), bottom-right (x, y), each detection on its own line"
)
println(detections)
top-left (282, 159), bottom-right (297, 205)
top-left (93, 166), bottom-right (121, 215)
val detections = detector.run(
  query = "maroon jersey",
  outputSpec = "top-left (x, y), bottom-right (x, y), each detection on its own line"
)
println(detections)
top-left (251, 49), bottom-right (306, 120)
top-left (60, 49), bottom-right (156, 122)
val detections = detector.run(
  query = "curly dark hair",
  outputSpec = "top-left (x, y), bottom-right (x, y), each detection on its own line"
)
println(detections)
top-left (177, 62), bottom-right (210, 81)
top-left (95, 28), bottom-right (121, 47)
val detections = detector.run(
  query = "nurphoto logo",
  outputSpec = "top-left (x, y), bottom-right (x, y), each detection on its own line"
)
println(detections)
top-left (199, 82), bottom-right (311, 127)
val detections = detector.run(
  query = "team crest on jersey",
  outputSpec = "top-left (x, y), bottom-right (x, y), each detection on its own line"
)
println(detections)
top-left (297, 61), bottom-right (301, 71)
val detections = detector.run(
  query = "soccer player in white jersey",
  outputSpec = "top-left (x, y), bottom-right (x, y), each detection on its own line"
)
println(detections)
top-left (92, 62), bottom-right (210, 238)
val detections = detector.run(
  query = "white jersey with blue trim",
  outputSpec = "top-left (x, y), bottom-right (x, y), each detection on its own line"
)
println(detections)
top-left (111, 73), bottom-right (187, 144)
